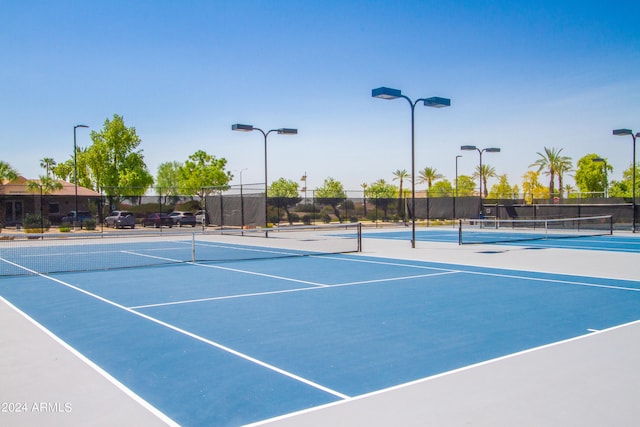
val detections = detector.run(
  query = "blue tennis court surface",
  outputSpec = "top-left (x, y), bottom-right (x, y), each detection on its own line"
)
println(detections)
top-left (1, 242), bottom-right (639, 426)
top-left (363, 227), bottom-right (640, 252)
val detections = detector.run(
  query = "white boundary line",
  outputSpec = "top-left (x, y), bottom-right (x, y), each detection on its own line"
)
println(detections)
top-left (245, 319), bottom-right (640, 426)
top-left (0, 295), bottom-right (180, 427)
top-left (2, 259), bottom-right (350, 401)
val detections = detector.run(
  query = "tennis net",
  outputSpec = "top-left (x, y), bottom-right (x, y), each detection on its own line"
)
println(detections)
top-left (0, 223), bottom-right (362, 277)
top-left (458, 215), bottom-right (613, 245)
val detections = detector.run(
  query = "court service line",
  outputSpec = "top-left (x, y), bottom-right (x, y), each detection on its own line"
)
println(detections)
top-left (3, 259), bottom-right (351, 401)
top-left (122, 250), bottom-right (329, 287)
top-left (129, 270), bottom-right (461, 310)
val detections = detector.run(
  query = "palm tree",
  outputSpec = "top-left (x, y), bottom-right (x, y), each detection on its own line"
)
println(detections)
top-left (556, 157), bottom-right (573, 199)
top-left (0, 161), bottom-right (19, 228)
top-left (360, 182), bottom-right (368, 217)
top-left (0, 161), bottom-right (18, 183)
top-left (40, 157), bottom-right (57, 178)
top-left (392, 169), bottom-right (410, 217)
top-left (529, 147), bottom-right (572, 198)
top-left (27, 176), bottom-right (64, 229)
top-left (417, 166), bottom-right (443, 196)
top-left (473, 164), bottom-right (497, 198)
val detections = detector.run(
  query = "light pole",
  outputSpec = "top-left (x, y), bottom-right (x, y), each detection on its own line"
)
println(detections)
top-left (372, 87), bottom-right (450, 248)
top-left (73, 124), bottom-right (89, 229)
top-left (592, 158), bottom-right (608, 198)
top-left (454, 155), bottom-right (462, 219)
top-left (237, 168), bottom-right (247, 229)
top-left (232, 124), bottom-right (297, 235)
top-left (613, 129), bottom-right (638, 232)
top-left (460, 145), bottom-right (500, 217)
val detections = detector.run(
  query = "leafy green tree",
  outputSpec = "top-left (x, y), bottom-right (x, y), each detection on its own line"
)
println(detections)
top-left (609, 163), bottom-right (640, 198)
top-left (178, 150), bottom-right (232, 198)
top-left (522, 170), bottom-right (548, 203)
top-left (156, 161), bottom-right (183, 203)
top-left (315, 177), bottom-right (347, 222)
top-left (269, 178), bottom-right (301, 224)
top-left (430, 179), bottom-right (453, 197)
top-left (52, 160), bottom-right (73, 181)
top-left (392, 169), bottom-right (410, 217)
top-left (488, 174), bottom-right (515, 199)
top-left (473, 164), bottom-right (497, 198)
top-left (574, 154), bottom-right (612, 197)
top-left (455, 175), bottom-right (476, 196)
top-left (87, 114), bottom-right (154, 197)
top-left (364, 179), bottom-right (397, 219)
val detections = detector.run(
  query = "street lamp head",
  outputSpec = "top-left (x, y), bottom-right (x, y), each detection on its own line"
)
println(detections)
top-left (461, 145), bottom-right (477, 151)
top-left (372, 87), bottom-right (402, 100)
top-left (485, 147), bottom-right (501, 153)
top-left (592, 158), bottom-right (605, 163)
top-left (277, 128), bottom-right (298, 135)
top-left (232, 123), bottom-right (254, 132)
top-left (423, 97), bottom-right (451, 108)
top-left (75, 124), bottom-right (89, 129)
top-left (613, 129), bottom-right (633, 136)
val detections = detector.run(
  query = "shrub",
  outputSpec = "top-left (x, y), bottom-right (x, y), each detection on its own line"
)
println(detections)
top-left (23, 213), bottom-right (50, 231)
top-left (322, 214), bottom-right (331, 224)
top-left (287, 212), bottom-right (300, 224)
top-left (59, 226), bottom-right (71, 232)
top-left (83, 219), bottom-right (96, 230)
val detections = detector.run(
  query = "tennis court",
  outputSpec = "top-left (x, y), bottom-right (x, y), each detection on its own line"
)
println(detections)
top-left (1, 226), bottom-right (639, 426)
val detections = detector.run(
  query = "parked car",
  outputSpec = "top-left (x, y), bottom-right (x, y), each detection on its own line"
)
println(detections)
top-left (195, 210), bottom-right (209, 225)
top-left (104, 210), bottom-right (136, 229)
top-left (61, 211), bottom-right (93, 225)
top-left (141, 213), bottom-right (173, 228)
top-left (169, 211), bottom-right (196, 227)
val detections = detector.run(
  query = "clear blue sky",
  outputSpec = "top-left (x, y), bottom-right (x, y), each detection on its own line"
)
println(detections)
top-left (2, 0), bottom-right (639, 193)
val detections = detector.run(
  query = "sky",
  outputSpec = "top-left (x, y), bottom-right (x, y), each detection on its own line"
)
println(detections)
top-left (2, 0), bottom-right (640, 194)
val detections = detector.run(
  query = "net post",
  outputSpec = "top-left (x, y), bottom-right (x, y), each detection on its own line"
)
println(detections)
top-left (458, 219), bottom-right (462, 245)
top-left (192, 232), bottom-right (196, 263)
top-left (357, 222), bottom-right (362, 252)
top-left (609, 215), bottom-right (613, 235)
top-left (544, 219), bottom-right (549, 240)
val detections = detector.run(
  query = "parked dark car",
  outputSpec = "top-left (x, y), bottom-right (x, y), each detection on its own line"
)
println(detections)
top-left (104, 210), bottom-right (136, 229)
top-left (169, 211), bottom-right (196, 227)
top-left (141, 213), bottom-right (173, 228)
top-left (61, 211), bottom-right (93, 225)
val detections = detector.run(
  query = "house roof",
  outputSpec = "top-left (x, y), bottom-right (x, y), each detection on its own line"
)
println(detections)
top-left (0, 176), bottom-right (101, 197)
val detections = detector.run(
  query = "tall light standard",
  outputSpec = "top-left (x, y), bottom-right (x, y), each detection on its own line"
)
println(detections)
top-left (454, 155), bottom-right (462, 219)
top-left (613, 129), bottom-right (638, 232)
top-left (372, 87), bottom-right (451, 248)
top-left (232, 124), bottom-right (297, 234)
top-left (460, 145), bottom-right (500, 217)
top-left (592, 158), bottom-right (608, 198)
top-left (73, 124), bottom-right (89, 229)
